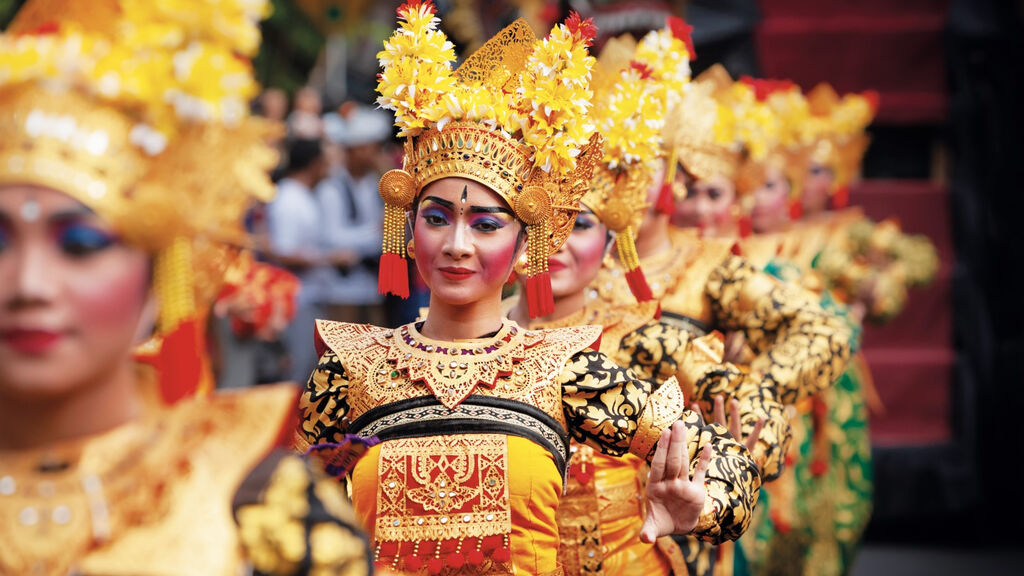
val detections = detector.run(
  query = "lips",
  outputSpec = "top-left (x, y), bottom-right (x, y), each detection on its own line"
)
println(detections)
top-left (438, 266), bottom-right (475, 281)
top-left (547, 259), bottom-right (567, 273)
top-left (0, 328), bottom-right (64, 355)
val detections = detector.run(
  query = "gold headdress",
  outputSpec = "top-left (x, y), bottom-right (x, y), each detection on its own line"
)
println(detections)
top-left (583, 32), bottom-right (678, 302)
top-left (799, 83), bottom-right (877, 208)
top-left (0, 0), bottom-right (279, 402)
top-left (666, 64), bottom-right (742, 186)
top-left (729, 77), bottom-right (810, 222)
top-left (633, 16), bottom-right (694, 215)
top-left (375, 2), bottom-right (602, 318)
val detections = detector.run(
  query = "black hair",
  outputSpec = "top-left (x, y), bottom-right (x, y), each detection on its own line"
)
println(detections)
top-left (285, 138), bottom-right (323, 174)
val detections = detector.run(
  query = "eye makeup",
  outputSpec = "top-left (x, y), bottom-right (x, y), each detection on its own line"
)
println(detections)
top-left (54, 222), bottom-right (118, 257)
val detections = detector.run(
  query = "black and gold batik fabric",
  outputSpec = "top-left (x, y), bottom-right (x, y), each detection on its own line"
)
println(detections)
top-left (707, 256), bottom-right (853, 406)
top-left (234, 450), bottom-right (374, 576)
top-left (557, 349), bottom-right (760, 544)
top-left (616, 320), bottom-right (790, 483)
top-left (297, 341), bottom-right (761, 547)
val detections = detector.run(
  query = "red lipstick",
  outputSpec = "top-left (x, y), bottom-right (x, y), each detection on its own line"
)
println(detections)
top-left (0, 329), bottom-right (63, 355)
top-left (439, 266), bottom-right (475, 281)
top-left (547, 259), bottom-right (567, 273)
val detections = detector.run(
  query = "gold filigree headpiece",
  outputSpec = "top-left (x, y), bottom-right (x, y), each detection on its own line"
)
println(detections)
top-left (666, 64), bottom-right (742, 187)
top-left (375, 2), bottom-right (602, 318)
top-left (0, 0), bottom-right (279, 402)
top-left (581, 29), bottom-right (686, 302)
top-left (798, 83), bottom-right (878, 207)
top-left (729, 77), bottom-right (810, 211)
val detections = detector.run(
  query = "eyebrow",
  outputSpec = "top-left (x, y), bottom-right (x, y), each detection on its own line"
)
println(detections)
top-left (422, 196), bottom-right (454, 210)
top-left (421, 196), bottom-right (514, 217)
top-left (469, 206), bottom-right (515, 216)
top-left (48, 207), bottom-right (96, 223)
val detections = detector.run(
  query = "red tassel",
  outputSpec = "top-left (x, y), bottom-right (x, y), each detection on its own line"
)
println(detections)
top-left (788, 199), bottom-right (803, 221)
top-left (492, 547), bottom-right (512, 563)
top-left (481, 535), bottom-right (503, 552)
top-left (655, 182), bottom-right (675, 215)
top-left (525, 272), bottom-right (553, 318)
top-left (378, 253), bottom-right (410, 298)
top-left (446, 553), bottom-right (466, 569)
top-left (832, 185), bottom-right (850, 210)
top-left (625, 267), bottom-right (653, 302)
top-left (466, 549), bottom-right (485, 566)
top-left (157, 319), bottom-right (202, 404)
top-left (427, 557), bottom-right (444, 575)
top-left (738, 215), bottom-right (753, 238)
top-left (404, 555), bottom-right (423, 571)
top-left (810, 459), bottom-right (829, 477)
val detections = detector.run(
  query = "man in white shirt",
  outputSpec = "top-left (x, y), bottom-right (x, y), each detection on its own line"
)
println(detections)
top-left (267, 138), bottom-right (355, 382)
top-left (317, 105), bottom-right (391, 325)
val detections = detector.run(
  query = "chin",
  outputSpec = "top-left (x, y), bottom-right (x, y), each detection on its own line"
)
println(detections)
top-left (0, 363), bottom-right (78, 401)
top-left (428, 284), bottom-right (488, 308)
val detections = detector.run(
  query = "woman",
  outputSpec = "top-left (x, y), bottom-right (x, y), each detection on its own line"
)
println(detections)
top-left (0, 2), bottom-right (370, 574)
top-left (295, 5), bottom-right (760, 575)
top-left (588, 64), bottom-right (853, 576)
top-left (504, 39), bottom-right (787, 576)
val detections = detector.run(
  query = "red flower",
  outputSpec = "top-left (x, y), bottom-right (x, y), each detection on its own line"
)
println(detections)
top-left (629, 60), bottom-right (653, 80)
top-left (740, 76), bottom-right (796, 101)
top-left (667, 16), bottom-right (696, 61)
top-left (397, 0), bottom-right (436, 18)
top-left (565, 11), bottom-right (597, 46)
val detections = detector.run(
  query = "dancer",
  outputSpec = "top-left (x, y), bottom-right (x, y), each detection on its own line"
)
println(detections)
top-left (296, 5), bottom-right (760, 575)
top-left (0, 1), bottom-right (371, 574)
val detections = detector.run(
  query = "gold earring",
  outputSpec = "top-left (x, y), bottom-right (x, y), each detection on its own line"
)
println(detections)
top-left (406, 238), bottom-right (415, 259)
top-left (513, 251), bottom-right (528, 276)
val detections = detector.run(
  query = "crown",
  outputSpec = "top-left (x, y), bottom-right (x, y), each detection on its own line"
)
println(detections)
top-left (374, 2), bottom-right (602, 317)
top-left (797, 83), bottom-right (878, 203)
top-left (579, 30), bottom-right (688, 302)
top-left (665, 65), bottom-right (742, 185)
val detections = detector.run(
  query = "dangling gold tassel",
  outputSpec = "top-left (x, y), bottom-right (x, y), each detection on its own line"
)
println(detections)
top-left (152, 237), bottom-right (205, 403)
top-left (378, 168), bottom-right (416, 298)
top-left (616, 226), bottom-right (653, 302)
top-left (525, 221), bottom-right (553, 318)
top-left (656, 150), bottom-right (678, 215)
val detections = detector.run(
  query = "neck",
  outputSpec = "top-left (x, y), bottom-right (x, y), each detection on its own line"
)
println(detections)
top-left (421, 291), bottom-right (507, 341)
top-left (634, 214), bottom-right (673, 259)
top-left (510, 284), bottom-right (586, 328)
top-left (290, 171), bottom-right (318, 189)
top-left (0, 359), bottom-right (141, 451)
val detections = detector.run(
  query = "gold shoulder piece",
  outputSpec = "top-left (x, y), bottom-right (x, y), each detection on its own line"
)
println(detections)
top-left (628, 377), bottom-right (685, 461)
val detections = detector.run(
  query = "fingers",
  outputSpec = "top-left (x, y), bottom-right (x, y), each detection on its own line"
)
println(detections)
top-left (728, 398), bottom-right (741, 440)
top-left (690, 402), bottom-right (704, 424)
top-left (691, 443), bottom-right (711, 487)
top-left (713, 395), bottom-right (726, 428)
top-left (648, 426), bottom-right (673, 484)
top-left (640, 511), bottom-right (657, 544)
top-left (663, 421), bottom-right (687, 480)
top-left (746, 417), bottom-right (766, 452)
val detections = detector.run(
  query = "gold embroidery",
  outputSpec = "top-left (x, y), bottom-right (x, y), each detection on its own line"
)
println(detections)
top-left (628, 378), bottom-right (686, 461)
top-left (313, 320), bottom-right (601, 427)
top-left (376, 435), bottom-right (510, 542)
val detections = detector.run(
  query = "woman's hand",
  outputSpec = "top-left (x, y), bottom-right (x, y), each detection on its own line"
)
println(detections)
top-left (641, 421), bottom-right (711, 542)
top-left (713, 394), bottom-right (765, 453)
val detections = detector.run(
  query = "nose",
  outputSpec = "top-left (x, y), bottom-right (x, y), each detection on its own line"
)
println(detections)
top-left (442, 220), bottom-right (473, 261)
top-left (7, 242), bottom-right (59, 309)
